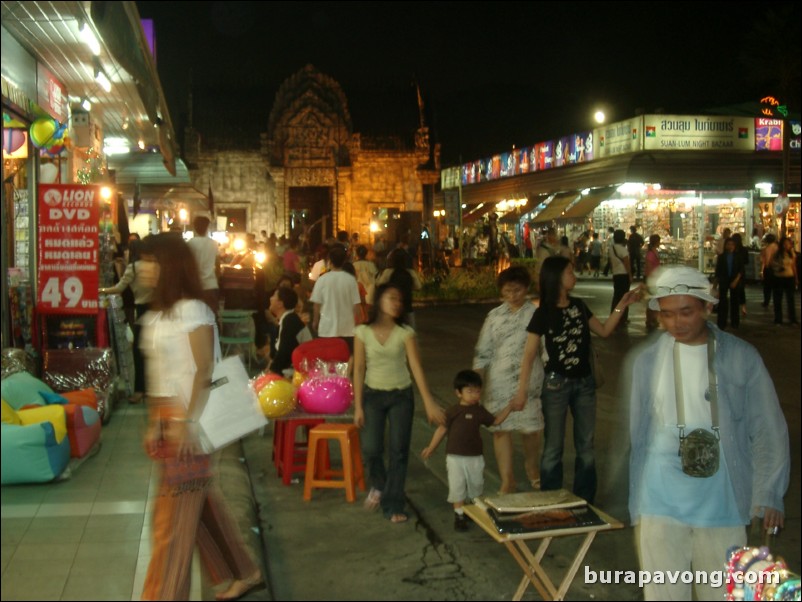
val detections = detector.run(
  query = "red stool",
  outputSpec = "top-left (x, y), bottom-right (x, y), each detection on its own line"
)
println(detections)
top-left (303, 423), bottom-right (366, 503)
top-left (274, 417), bottom-right (328, 485)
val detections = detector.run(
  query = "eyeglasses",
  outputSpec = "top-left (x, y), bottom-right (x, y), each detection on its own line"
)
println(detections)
top-left (656, 284), bottom-right (708, 294)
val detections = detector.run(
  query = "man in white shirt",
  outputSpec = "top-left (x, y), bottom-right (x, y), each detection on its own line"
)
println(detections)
top-left (186, 215), bottom-right (221, 319)
top-left (309, 244), bottom-right (361, 353)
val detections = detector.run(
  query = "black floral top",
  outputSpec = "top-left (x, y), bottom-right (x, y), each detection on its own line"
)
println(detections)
top-left (527, 297), bottom-right (593, 378)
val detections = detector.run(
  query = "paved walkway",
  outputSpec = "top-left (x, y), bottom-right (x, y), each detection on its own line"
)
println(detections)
top-left (1, 281), bottom-right (798, 600)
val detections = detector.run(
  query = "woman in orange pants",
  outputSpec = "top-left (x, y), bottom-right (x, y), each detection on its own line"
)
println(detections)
top-left (139, 233), bottom-right (262, 601)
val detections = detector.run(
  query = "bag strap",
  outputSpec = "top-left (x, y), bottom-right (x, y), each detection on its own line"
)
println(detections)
top-left (674, 334), bottom-right (719, 450)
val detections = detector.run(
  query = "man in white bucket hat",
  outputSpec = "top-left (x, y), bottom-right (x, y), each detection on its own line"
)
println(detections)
top-left (627, 265), bottom-right (789, 600)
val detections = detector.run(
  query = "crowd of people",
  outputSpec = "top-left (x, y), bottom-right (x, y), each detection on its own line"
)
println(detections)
top-left (100, 218), bottom-right (793, 601)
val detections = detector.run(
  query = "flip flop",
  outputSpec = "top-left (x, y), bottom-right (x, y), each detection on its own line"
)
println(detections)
top-left (389, 512), bottom-right (409, 524)
top-left (364, 488), bottom-right (381, 512)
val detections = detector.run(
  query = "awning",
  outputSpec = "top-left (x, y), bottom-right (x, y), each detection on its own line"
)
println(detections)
top-left (532, 191), bottom-right (581, 223)
top-left (559, 186), bottom-right (618, 220)
top-left (118, 184), bottom-right (209, 212)
top-left (499, 195), bottom-right (548, 224)
top-left (109, 152), bottom-right (191, 185)
top-left (462, 202), bottom-right (498, 224)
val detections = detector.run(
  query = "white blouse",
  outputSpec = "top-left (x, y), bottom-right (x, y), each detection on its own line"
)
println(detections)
top-left (140, 299), bottom-right (216, 407)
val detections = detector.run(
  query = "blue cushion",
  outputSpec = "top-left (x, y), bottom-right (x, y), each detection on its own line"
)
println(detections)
top-left (39, 391), bottom-right (68, 405)
top-left (1, 373), bottom-right (55, 410)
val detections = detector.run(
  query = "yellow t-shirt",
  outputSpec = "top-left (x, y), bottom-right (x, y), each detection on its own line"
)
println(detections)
top-left (355, 324), bottom-right (415, 390)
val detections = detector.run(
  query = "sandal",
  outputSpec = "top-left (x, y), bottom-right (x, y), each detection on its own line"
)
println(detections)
top-left (364, 488), bottom-right (381, 512)
top-left (531, 479), bottom-right (541, 490)
top-left (389, 512), bottom-right (409, 524)
top-left (215, 571), bottom-right (264, 601)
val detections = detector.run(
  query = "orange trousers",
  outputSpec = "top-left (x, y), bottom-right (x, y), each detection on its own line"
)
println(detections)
top-left (141, 460), bottom-right (258, 600)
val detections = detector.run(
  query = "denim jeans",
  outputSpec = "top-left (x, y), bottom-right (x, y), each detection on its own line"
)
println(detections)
top-left (540, 373), bottom-right (597, 503)
top-left (361, 385), bottom-right (414, 517)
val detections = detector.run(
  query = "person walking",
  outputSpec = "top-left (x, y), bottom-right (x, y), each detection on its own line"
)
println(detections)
top-left (99, 238), bottom-right (155, 404)
top-left (608, 229), bottom-right (632, 327)
top-left (760, 233), bottom-right (779, 308)
top-left (473, 266), bottom-right (544, 494)
top-left (644, 234), bottom-right (661, 331)
top-left (714, 237), bottom-right (745, 330)
top-left (511, 255), bottom-right (640, 503)
top-left (138, 233), bottom-right (262, 601)
top-left (310, 244), bottom-right (362, 352)
top-left (589, 232), bottom-right (602, 277)
top-left (628, 225), bottom-right (645, 280)
top-left (421, 370), bottom-right (515, 531)
top-left (731, 232), bottom-right (749, 317)
top-left (376, 248), bottom-right (423, 329)
top-left (771, 236), bottom-right (799, 326)
top-left (186, 216), bottom-right (221, 321)
top-left (352, 244), bottom-right (378, 313)
top-left (628, 265), bottom-right (789, 601)
top-left (353, 283), bottom-right (445, 523)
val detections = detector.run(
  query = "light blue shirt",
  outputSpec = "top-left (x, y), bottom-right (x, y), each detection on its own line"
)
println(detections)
top-left (628, 326), bottom-right (790, 526)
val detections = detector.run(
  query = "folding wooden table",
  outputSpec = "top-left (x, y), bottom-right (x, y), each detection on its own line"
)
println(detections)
top-left (463, 502), bottom-right (623, 601)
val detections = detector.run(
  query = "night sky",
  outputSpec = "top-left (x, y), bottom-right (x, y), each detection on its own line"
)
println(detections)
top-left (135, 1), bottom-right (800, 165)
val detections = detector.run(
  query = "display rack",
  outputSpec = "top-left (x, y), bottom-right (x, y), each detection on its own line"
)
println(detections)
top-left (104, 294), bottom-right (134, 397)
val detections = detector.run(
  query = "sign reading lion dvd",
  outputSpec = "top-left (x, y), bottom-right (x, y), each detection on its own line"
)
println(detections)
top-left (37, 184), bottom-right (100, 313)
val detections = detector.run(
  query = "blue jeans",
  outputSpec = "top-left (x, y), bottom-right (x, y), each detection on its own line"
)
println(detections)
top-left (361, 385), bottom-right (414, 517)
top-left (540, 373), bottom-right (597, 503)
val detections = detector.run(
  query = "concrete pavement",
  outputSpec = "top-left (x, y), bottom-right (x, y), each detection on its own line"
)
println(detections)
top-left (220, 280), bottom-right (800, 601)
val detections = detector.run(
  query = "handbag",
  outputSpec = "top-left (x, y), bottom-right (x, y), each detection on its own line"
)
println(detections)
top-left (198, 354), bottom-right (268, 453)
top-left (580, 302), bottom-right (605, 389)
top-left (674, 339), bottom-right (720, 478)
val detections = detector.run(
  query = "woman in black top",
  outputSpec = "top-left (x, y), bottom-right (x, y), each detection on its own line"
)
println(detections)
top-left (511, 256), bottom-right (640, 503)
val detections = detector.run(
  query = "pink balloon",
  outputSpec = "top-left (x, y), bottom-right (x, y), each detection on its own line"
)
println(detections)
top-left (297, 376), bottom-right (353, 414)
top-left (252, 372), bottom-right (284, 393)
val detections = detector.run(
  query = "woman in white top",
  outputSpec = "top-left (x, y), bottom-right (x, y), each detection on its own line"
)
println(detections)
top-left (473, 266), bottom-right (544, 493)
top-left (353, 283), bottom-right (445, 523)
top-left (100, 238), bottom-right (154, 403)
top-left (138, 233), bottom-right (260, 601)
top-left (608, 229), bottom-right (632, 326)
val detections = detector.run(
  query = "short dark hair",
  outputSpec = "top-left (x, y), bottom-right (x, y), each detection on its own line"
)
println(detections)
top-left (454, 369), bottom-right (482, 391)
top-left (329, 244), bottom-right (347, 268)
top-left (276, 286), bottom-right (298, 310)
top-left (193, 215), bottom-right (210, 235)
top-left (356, 245), bottom-right (368, 259)
top-left (497, 266), bottom-right (531, 290)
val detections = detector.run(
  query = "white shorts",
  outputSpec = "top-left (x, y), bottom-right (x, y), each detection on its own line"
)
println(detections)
top-left (446, 454), bottom-right (485, 504)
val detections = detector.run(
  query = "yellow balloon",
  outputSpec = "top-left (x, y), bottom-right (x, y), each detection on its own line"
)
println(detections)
top-left (257, 379), bottom-right (297, 418)
top-left (30, 117), bottom-right (57, 148)
top-left (292, 370), bottom-right (306, 388)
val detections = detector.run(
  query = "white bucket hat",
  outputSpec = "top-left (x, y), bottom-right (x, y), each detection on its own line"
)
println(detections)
top-left (647, 265), bottom-right (719, 310)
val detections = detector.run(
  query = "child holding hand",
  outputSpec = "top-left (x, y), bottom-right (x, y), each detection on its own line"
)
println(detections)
top-left (422, 370), bottom-right (515, 531)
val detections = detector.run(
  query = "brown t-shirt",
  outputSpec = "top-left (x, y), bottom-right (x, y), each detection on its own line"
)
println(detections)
top-left (445, 403), bottom-right (495, 456)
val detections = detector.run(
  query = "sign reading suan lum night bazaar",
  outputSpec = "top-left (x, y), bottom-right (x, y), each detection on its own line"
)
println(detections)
top-left (37, 184), bottom-right (100, 313)
top-left (449, 113), bottom-right (796, 190)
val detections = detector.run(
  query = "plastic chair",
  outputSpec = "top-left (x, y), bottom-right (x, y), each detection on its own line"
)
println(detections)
top-left (219, 309), bottom-right (254, 371)
top-left (303, 423), bottom-right (365, 502)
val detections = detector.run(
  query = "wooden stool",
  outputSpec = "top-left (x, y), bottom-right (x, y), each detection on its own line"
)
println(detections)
top-left (303, 423), bottom-right (366, 502)
top-left (274, 417), bottom-right (327, 485)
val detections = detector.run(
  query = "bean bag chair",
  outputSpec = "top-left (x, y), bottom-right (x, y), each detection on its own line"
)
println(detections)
top-left (1, 400), bottom-right (70, 485)
top-left (292, 338), bottom-right (350, 373)
top-left (37, 389), bottom-right (101, 458)
top-left (1, 372), bottom-right (56, 411)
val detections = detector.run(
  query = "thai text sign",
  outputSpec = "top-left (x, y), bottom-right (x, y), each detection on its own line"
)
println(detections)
top-left (643, 115), bottom-right (754, 151)
top-left (37, 184), bottom-right (100, 313)
top-left (597, 117), bottom-right (643, 158)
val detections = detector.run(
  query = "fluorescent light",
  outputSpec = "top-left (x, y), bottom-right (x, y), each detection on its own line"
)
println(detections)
top-left (79, 21), bottom-right (101, 55)
top-left (95, 70), bottom-right (111, 92)
top-left (81, 97), bottom-right (91, 111)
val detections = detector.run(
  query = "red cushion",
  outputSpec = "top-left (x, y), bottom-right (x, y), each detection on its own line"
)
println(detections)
top-left (61, 388), bottom-right (98, 411)
top-left (63, 404), bottom-right (101, 458)
top-left (292, 338), bottom-right (350, 372)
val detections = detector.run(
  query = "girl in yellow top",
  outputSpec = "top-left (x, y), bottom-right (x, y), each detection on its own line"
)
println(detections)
top-left (353, 283), bottom-right (445, 523)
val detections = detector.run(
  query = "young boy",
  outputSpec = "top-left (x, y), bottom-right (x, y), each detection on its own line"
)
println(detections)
top-left (421, 369), bottom-right (514, 531)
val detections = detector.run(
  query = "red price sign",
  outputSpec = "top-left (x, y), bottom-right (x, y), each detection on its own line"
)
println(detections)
top-left (37, 184), bottom-right (100, 313)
